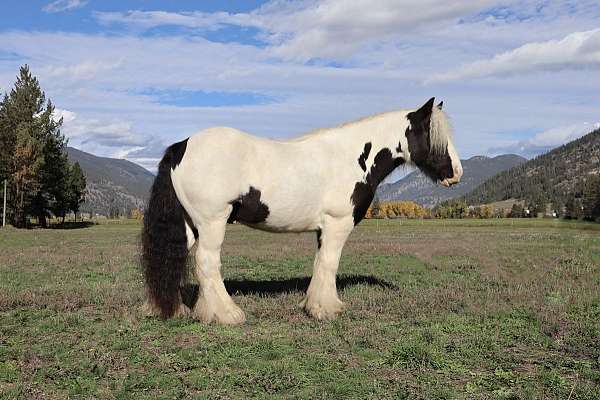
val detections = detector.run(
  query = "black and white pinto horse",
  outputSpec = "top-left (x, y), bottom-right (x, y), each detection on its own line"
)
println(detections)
top-left (142, 97), bottom-right (462, 324)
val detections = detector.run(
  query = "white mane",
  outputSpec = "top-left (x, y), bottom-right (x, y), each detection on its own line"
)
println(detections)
top-left (429, 107), bottom-right (453, 154)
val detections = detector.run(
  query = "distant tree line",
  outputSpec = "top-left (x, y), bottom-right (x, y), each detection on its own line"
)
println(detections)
top-left (434, 175), bottom-right (600, 222)
top-left (365, 183), bottom-right (600, 222)
top-left (434, 200), bottom-right (502, 219)
top-left (0, 65), bottom-right (86, 227)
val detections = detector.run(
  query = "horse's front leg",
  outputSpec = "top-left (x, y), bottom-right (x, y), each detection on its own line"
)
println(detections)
top-left (301, 216), bottom-right (354, 320)
top-left (191, 217), bottom-right (246, 325)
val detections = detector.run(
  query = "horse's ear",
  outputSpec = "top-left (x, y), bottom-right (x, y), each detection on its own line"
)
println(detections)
top-left (437, 101), bottom-right (443, 110)
top-left (408, 97), bottom-right (435, 123)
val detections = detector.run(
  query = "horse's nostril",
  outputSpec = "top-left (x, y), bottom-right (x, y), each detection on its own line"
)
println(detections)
top-left (454, 166), bottom-right (463, 179)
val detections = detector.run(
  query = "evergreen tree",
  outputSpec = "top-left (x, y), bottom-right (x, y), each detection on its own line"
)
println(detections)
top-left (509, 203), bottom-right (524, 218)
top-left (67, 162), bottom-right (87, 221)
top-left (582, 175), bottom-right (600, 222)
top-left (371, 195), bottom-right (381, 218)
top-left (13, 124), bottom-right (44, 227)
top-left (564, 195), bottom-right (583, 220)
top-left (564, 196), bottom-right (575, 219)
top-left (550, 199), bottom-right (563, 218)
top-left (32, 98), bottom-right (68, 227)
top-left (0, 65), bottom-right (68, 227)
top-left (532, 196), bottom-right (546, 217)
top-left (0, 94), bottom-right (14, 183)
top-left (435, 199), bottom-right (468, 219)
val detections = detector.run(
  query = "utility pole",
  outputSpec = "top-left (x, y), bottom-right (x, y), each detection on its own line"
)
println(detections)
top-left (2, 179), bottom-right (6, 227)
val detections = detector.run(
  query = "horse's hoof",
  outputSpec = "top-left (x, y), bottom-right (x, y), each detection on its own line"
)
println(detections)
top-left (173, 303), bottom-right (191, 318)
top-left (217, 306), bottom-right (246, 325)
top-left (141, 300), bottom-right (161, 317)
top-left (191, 298), bottom-right (246, 324)
top-left (302, 297), bottom-right (345, 320)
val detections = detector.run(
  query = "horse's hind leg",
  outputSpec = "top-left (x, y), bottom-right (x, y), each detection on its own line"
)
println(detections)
top-left (301, 216), bottom-right (354, 320)
top-left (191, 214), bottom-right (245, 324)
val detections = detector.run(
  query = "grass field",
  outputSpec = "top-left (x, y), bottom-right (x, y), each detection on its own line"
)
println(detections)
top-left (1, 218), bottom-right (599, 399)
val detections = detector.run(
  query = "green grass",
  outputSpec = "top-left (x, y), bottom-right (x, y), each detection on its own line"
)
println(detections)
top-left (1, 218), bottom-right (599, 399)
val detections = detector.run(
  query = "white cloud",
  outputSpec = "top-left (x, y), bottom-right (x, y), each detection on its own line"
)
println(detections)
top-left (53, 108), bottom-right (151, 160)
top-left (52, 108), bottom-right (76, 123)
top-left (43, 0), bottom-right (87, 13)
top-left (430, 28), bottom-right (600, 82)
top-left (95, 0), bottom-right (499, 61)
top-left (95, 10), bottom-right (260, 31)
top-left (488, 122), bottom-right (600, 158)
top-left (45, 60), bottom-right (122, 81)
top-left (261, 0), bottom-right (498, 61)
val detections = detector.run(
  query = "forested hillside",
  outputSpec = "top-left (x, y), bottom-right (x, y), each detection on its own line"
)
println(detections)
top-left (67, 147), bottom-right (154, 217)
top-left (463, 128), bottom-right (600, 207)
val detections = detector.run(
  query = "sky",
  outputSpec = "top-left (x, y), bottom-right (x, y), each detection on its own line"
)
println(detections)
top-left (1, 1), bottom-right (599, 176)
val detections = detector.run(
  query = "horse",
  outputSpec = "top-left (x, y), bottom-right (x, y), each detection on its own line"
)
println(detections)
top-left (141, 97), bottom-right (463, 324)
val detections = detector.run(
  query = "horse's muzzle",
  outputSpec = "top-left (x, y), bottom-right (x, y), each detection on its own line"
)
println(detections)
top-left (440, 176), bottom-right (460, 187)
top-left (441, 165), bottom-right (463, 187)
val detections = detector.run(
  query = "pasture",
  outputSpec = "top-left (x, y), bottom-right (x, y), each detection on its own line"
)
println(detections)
top-left (1, 219), bottom-right (599, 399)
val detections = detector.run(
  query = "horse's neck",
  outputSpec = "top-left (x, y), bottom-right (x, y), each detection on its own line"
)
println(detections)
top-left (306, 111), bottom-right (408, 158)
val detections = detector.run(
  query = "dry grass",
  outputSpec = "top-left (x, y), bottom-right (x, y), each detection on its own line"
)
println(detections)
top-left (1, 218), bottom-right (599, 399)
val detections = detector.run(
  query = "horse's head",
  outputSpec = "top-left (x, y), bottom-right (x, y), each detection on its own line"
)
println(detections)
top-left (404, 97), bottom-right (462, 187)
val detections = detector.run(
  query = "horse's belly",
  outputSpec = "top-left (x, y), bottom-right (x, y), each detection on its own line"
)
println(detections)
top-left (262, 203), bottom-right (321, 232)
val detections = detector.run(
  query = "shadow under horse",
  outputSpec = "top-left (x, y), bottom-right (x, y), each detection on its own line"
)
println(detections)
top-left (180, 274), bottom-right (398, 309)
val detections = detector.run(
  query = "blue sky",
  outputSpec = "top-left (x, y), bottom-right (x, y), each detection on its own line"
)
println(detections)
top-left (1, 1), bottom-right (599, 175)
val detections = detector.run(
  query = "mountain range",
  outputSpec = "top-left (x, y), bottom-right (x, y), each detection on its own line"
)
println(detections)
top-left (66, 147), bottom-right (154, 216)
top-left (377, 154), bottom-right (526, 206)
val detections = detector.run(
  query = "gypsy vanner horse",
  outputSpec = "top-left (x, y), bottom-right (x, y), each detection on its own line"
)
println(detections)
top-left (142, 97), bottom-right (463, 324)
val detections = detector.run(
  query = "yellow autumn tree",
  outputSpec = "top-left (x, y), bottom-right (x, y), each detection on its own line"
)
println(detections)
top-left (367, 200), bottom-right (428, 219)
top-left (130, 208), bottom-right (144, 220)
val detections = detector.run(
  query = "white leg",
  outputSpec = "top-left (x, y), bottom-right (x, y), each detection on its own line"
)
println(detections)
top-left (191, 216), bottom-right (245, 324)
top-left (301, 216), bottom-right (354, 320)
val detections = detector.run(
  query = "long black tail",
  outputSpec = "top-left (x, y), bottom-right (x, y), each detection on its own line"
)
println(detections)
top-left (141, 139), bottom-right (190, 318)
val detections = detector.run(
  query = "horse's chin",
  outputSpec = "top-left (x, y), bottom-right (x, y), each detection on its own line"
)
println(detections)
top-left (440, 177), bottom-right (460, 187)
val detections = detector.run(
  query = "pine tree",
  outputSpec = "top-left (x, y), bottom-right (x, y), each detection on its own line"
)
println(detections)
top-left (13, 124), bottom-right (44, 227)
top-left (371, 195), bottom-right (381, 218)
top-left (68, 162), bottom-right (87, 221)
top-left (0, 94), bottom-right (13, 222)
top-left (0, 65), bottom-right (68, 227)
top-left (532, 195), bottom-right (546, 217)
top-left (564, 195), bottom-right (583, 220)
top-left (0, 94), bottom-right (14, 182)
top-left (564, 196), bottom-right (575, 219)
top-left (509, 203), bottom-right (523, 218)
top-left (582, 175), bottom-right (600, 222)
top-left (32, 98), bottom-right (68, 228)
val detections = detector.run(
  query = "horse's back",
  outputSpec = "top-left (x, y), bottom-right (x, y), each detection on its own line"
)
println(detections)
top-left (171, 127), bottom-right (328, 230)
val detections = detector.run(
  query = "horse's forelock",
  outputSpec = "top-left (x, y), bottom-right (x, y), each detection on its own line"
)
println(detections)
top-left (429, 107), bottom-right (453, 155)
